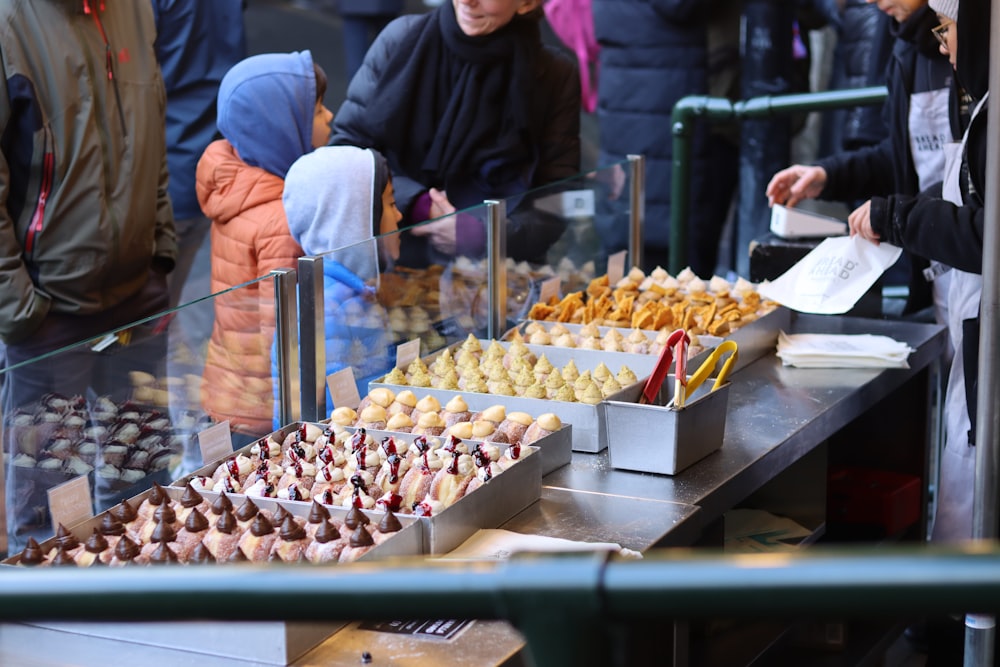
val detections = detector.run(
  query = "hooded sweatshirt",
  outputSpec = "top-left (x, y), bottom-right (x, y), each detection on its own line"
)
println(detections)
top-left (281, 146), bottom-right (394, 403)
top-left (195, 51), bottom-right (315, 436)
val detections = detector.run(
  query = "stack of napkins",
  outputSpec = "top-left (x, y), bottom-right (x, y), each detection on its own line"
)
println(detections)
top-left (776, 331), bottom-right (914, 368)
top-left (441, 529), bottom-right (642, 560)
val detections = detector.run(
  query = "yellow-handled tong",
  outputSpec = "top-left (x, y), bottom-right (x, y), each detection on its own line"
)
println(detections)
top-left (672, 340), bottom-right (739, 409)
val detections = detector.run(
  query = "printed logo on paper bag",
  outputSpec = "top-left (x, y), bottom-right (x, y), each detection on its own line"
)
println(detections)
top-left (759, 236), bottom-right (902, 315)
top-left (807, 256), bottom-right (858, 281)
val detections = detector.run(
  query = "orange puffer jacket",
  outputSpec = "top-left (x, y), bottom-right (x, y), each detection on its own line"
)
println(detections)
top-left (196, 139), bottom-right (303, 436)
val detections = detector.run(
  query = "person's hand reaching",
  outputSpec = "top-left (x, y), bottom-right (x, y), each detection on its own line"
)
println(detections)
top-left (410, 188), bottom-right (457, 254)
top-left (765, 165), bottom-right (828, 208)
top-left (848, 200), bottom-right (881, 245)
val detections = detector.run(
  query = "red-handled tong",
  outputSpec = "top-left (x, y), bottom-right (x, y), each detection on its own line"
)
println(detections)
top-left (639, 329), bottom-right (689, 405)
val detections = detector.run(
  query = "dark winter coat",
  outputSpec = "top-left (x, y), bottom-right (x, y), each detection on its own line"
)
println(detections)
top-left (592, 0), bottom-right (731, 273)
top-left (816, 6), bottom-right (955, 202)
top-left (332, 9), bottom-right (580, 263)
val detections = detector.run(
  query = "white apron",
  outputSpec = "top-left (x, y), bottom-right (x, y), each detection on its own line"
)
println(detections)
top-left (932, 95), bottom-right (988, 543)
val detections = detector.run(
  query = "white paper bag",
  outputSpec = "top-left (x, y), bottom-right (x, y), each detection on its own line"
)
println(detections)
top-left (758, 235), bottom-right (902, 314)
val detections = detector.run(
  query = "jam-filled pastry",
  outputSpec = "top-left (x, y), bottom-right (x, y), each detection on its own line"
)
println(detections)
top-left (211, 453), bottom-right (254, 488)
top-left (384, 412), bottom-right (414, 433)
top-left (310, 463), bottom-right (348, 500)
top-left (429, 451), bottom-right (475, 508)
top-left (305, 519), bottom-right (346, 564)
top-left (233, 497), bottom-right (265, 532)
top-left (522, 413), bottom-right (563, 445)
top-left (188, 541), bottom-right (216, 565)
top-left (497, 411), bottom-right (533, 446)
top-left (409, 395), bottom-right (441, 423)
top-left (46, 544), bottom-right (77, 567)
top-left (46, 524), bottom-right (82, 562)
top-left (147, 541), bottom-right (181, 565)
top-left (411, 411), bottom-right (446, 437)
top-left (176, 483), bottom-right (211, 525)
top-left (373, 451), bottom-right (410, 501)
top-left (137, 502), bottom-right (182, 545)
top-left (96, 513), bottom-right (127, 562)
top-left (338, 523), bottom-right (376, 563)
top-left (397, 438), bottom-right (441, 511)
top-left (269, 515), bottom-right (311, 563)
top-left (174, 507), bottom-right (211, 562)
top-left (387, 389), bottom-right (418, 418)
top-left (304, 499), bottom-right (331, 540)
top-left (372, 509), bottom-right (403, 545)
top-left (137, 514), bottom-right (180, 563)
top-left (441, 395), bottom-right (472, 428)
top-left (466, 443), bottom-right (504, 495)
top-left (16, 538), bottom-right (46, 567)
top-left (357, 387), bottom-right (396, 416)
top-left (73, 529), bottom-right (109, 567)
top-left (238, 513), bottom-right (279, 562)
top-left (498, 442), bottom-right (529, 471)
top-left (277, 459), bottom-right (317, 494)
top-left (109, 535), bottom-right (142, 566)
top-left (202, 508), bottom-right (243, 561)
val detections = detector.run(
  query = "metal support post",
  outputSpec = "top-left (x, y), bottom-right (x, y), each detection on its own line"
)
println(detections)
top-left (297, 256), bottom-right (325, 422)
top-left (486, 200), bottom-right (508, 340)
top-left (627, 154), bottom-right (646, 271)
top-left (271, 268), bottom-right (300, 427)
top-left (966, 1), bottom-right (1000, 663)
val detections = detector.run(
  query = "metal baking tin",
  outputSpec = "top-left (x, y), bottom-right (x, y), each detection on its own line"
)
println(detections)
top-left (4, 485), bottom-right (423, 665)
top-left (598, 377), bottom-right (730, 476)
top-left (171, 423), bottom-right (543, 555)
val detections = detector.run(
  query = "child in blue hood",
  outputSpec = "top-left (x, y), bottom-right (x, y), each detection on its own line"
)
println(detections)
top-left (282, 146), bottom-right (403, 413)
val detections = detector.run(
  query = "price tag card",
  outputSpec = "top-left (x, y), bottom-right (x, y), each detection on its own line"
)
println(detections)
top-left (327, 367), bottom-right (361, 410)
top-left (538, 276), bottom-right (561, 304)
top-left (396, 338), bottom-right (421, 371)
top-left (607, 250), bottom-right (627, 285)
top-left (198, 420), bottom-right (234, 466)
top-left (48, 475), bottom-right (93, 533)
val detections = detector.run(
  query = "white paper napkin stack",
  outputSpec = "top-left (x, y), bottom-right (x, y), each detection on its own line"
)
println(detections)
top-left (776, 331), bottom-right (914, 369)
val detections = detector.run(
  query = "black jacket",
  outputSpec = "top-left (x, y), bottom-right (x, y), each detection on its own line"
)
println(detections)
top-left (332, 13), bottom-right (580, 263)
top-left (816, 6), bottom-right (955, 203)
top-left (592, 0), bottom-right (717, 254)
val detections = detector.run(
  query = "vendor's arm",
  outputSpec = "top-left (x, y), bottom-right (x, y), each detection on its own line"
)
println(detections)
top-left (0, 61), bottom-right (50, 344)
top-left (814, 136), bottom-right (896, 202)
top-left (866, 192), bottom-right (985, 274)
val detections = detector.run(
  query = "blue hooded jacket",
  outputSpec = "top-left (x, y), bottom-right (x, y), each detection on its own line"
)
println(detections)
top-left (217, 50), bottom-right (316, 179)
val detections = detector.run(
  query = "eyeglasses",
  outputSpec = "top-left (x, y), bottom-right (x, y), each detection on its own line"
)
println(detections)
top-left (932, 21), bottom-right (953, 48)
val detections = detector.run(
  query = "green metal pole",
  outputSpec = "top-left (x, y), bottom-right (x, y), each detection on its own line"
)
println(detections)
top-left (668, 86), bottom-right (887, 275)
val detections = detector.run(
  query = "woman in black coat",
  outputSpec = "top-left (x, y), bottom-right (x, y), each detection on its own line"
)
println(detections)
top-left (332, 0), bottom-right (581, 265)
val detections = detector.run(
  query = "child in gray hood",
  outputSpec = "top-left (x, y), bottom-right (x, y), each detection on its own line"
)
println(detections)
top-left (281, 146), bottom-right (403, 405)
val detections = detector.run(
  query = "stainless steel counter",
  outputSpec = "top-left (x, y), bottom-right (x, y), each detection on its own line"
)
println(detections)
top-left (542, 314), bottom-right (946, 534)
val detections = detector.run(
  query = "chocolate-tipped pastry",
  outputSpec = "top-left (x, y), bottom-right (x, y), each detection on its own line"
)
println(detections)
top-left (279, 515), bottom-right (307, 542)
top-left (211, 491), bottom-right (233, 516)
top-left (344, 505), bottom-right (370, 530)
top-left (235, 498), bottom-right (260, 523)
top-left (152, 502), bottom-right (177, 526)
top-left (227, 547), bottom-right (249, 563)
top-left (113, 536), bottom-right (141, 564)
top-left (349, 524), bottom-right (374, 548)
top-left (54, 524), bottom-right (80, 551)
top-left (184, 508), bottom-right (210, 533)
top-left (180, 483), bottom-right (204, 509)
top-left (314, 519), bottom-right (340, 543)
top-left (84, 529), bottom-right (109, 554)
top-left (307, 500), bottom-right (330, 525)
top-left (111, 499), bottom-right (138, 524)
top-left (188, 541), bottom-right (216, 565)
top-left (148, 542), bottom-right (180, 565)
top-left (18, 538), bottom-right (45, 566)
top-left (99, 513), bottom-right (126, 537)
top-left (150, 517), bottom-right (178, 544)
top-left (50, 544), bottom-right (76, 567)
top-left (377, 510), bottom-right (402, 534)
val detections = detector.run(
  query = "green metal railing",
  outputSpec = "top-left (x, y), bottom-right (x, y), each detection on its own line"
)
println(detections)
top-left (6, 546), bottom-right (1000, 666)
top-left (668, 86), bottom-right (889, 274)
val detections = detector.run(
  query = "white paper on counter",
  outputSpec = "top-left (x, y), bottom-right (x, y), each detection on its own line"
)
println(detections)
top-left (759, 235), bottom-right (902, 314)
top-left (725, 509), bottom-right (813, 553)
top-left (440, 529), bottom-right (642, 561)
top-left (776, 331), bottom-right (914, 368)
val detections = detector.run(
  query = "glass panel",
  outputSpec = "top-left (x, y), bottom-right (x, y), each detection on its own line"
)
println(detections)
top-left (309, 203), bottom-right (493, 403)
top-left (501, 158), bottom-right (634, 284)
top-left (1, 275), bottom-right (282, 554)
